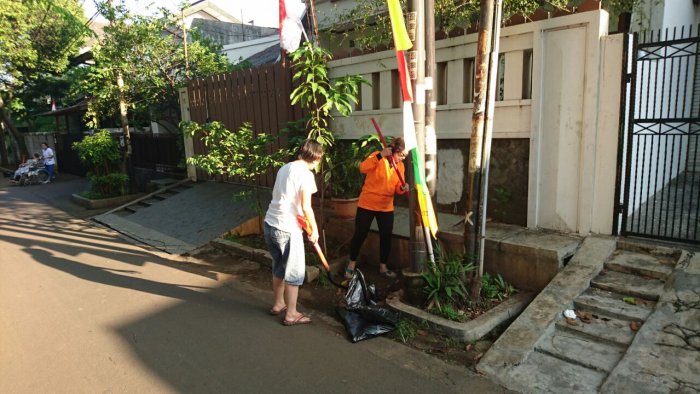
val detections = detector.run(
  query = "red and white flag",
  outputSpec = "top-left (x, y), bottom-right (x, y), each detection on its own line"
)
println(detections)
top-left (279, 0), bottom-right (305, 53)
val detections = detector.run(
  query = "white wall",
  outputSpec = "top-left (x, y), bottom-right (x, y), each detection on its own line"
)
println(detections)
top-left (327, 10), bottom-right (623, 235)
top-left (178, 87), bottom-right (197, 181)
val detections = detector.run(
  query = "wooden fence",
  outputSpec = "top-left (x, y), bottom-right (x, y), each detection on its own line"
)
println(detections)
top-left (187, 62), bottom-right (304, 187)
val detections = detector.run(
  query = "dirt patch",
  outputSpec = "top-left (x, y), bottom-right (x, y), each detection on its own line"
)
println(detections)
top-left (190, 244), bottom-right (497, 369)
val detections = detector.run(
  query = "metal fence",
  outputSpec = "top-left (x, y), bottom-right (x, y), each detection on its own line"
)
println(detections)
top-left (615, 25), bottom-right (700, 243)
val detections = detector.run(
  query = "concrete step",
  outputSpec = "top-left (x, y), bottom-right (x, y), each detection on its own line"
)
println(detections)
top-left (590, 270), bottom-right (665, 301)
top-left (512, 351), bottom-right (606, 393)
top-left (606, 250), bottom-right (674, 280)
top-left (574, 287), bottom-right (655, 322)
top-left (171, 185), bottom-right (192, 193)
top-left (555, 313), bottom-right (636, 346)
top-left (124, 204), bottom-right (146, 213)
top-left (153, 191), bottom-right (178, 200)
top-left (536, 331), bottom-right (626, 373)
top-left (138, 198), bottom-right (162, 206)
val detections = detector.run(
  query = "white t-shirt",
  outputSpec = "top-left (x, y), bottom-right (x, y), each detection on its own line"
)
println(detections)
top-left (42, 147), bottom-right (55, 165)
top-left (265, 160), bottom-right (317, 233)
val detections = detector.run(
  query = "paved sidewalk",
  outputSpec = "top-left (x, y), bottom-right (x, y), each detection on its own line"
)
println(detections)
top-left (1, 175), bottom-right (510, 393)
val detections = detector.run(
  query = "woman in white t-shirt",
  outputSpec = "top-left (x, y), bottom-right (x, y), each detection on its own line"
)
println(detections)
top-left (41, 142), bottom-right (55, 183)
top-left (264, 139), bottom-right (323, 326)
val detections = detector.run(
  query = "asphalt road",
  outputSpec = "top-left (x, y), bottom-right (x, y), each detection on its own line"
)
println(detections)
top-left (0, 175), bottom-right (508, 393)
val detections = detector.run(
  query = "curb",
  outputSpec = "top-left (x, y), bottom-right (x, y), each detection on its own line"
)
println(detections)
top-left (211, 237), bottom-right (346, 284)
top-left (386, 291), bottom-right (534, 342)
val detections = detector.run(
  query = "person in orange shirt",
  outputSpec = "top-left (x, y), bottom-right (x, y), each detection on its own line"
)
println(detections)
top-left (345, 137), bottom-right (409, 279)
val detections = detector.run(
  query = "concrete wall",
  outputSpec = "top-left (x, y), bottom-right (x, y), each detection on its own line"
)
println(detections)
top-left (221, 35), bottom-right (278, 64)
top-left (191, 19), bottom-right (277, 47)
top-left (327, 10), bottom-right (623, 236)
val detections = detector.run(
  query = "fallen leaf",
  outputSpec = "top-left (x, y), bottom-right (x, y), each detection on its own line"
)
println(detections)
top-left (465, 344), bottom-right (473, 351)
top-left (417, 329), bottom-right (428, 337)
top-left (565, 317), bottom-right (578, 326)
top-left (474, 352), bottom-right (484, 362)
top-left (630, 321), bottom-right (642, 331)
top-left (576, 310), bottom-right (592, 323)
top-left (623, 296), bottom-right (637, 305)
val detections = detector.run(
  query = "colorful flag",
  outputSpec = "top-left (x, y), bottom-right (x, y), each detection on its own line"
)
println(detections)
top-left (279, 0), bottom-right (306, 53)
top-left (387, 0), bottom-right (412, 51)
top-left (412, 149), bottom-right (439, 238)
top-left (386, 0), bottom-right (438, 238)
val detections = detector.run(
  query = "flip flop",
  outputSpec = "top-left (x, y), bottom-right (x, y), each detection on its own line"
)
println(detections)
top-left (269, 306), bottom-right (287, 316)
top-left (282, 313), bottom-right (312, 326)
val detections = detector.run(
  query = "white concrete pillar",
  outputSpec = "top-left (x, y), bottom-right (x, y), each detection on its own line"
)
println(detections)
top-left (178, 87), bottom-right (197, 181)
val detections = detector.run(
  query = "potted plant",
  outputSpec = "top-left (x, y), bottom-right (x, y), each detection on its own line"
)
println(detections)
top-left (326, 135), bottom-right (384, 219)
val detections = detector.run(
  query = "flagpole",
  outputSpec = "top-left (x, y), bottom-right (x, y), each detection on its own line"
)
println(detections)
top-left (408, 0), bottom-right (426, 273)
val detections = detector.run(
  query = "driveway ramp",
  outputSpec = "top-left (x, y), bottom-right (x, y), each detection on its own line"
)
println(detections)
top-left (93, 181), bottom-right (268, 255)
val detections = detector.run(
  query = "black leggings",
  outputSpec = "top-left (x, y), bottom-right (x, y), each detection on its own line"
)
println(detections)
top-left (349, 207), bottom-right (394, 264)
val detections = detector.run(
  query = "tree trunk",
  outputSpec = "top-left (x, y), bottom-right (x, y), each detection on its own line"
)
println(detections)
top-left (0, 95), bottom-right (28, 162)
top-left (0, 121), bottom-right (9, 167)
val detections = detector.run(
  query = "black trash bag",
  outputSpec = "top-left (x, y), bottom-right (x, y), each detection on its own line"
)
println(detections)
top-left (338, 269), bottom-right (399, 343)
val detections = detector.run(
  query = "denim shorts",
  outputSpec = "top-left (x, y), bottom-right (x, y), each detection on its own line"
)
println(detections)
top-left (263, 221), bottom-right (305, 286)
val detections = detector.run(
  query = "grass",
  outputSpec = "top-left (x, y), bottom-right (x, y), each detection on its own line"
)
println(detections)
top-left (391, 318), bottom-right (419, 343)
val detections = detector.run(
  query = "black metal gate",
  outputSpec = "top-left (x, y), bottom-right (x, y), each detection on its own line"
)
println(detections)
top-left (615, 26), bottom-right (700, 244)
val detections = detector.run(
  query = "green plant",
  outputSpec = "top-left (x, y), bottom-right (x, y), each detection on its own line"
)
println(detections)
top-left (481, 273), bottom-right (516, 301)
top-left (72, 130), bottom-right (122, 176)
top-left (329, 0), bottom-right (645, 52)
top-left (430, 303), bottom-right (466, 322)
top-left (422, 248), bottom-right (475, 312)
top-left (325, 134), bottom-right (385, 198)
top-left (289, 42), bottom-right (368, 148)
top-left (392, 318), bottom-right (418, 343)
top-left (87, 172), bottom-right (129, 198)
top-left (182, 120), bottom-right (290, 217)
top-left (72, 130), bottom-right (129, 197)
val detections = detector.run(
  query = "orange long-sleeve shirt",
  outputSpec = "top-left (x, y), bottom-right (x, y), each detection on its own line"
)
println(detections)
top-left (357, 151), bottom-right (406, 212)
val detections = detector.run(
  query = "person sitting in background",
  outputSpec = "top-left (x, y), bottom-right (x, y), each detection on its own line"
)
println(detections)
top-left (11, 153), bottom-right (42, 182)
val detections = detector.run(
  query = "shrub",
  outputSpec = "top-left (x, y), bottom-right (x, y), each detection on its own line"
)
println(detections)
top-left (72, 130), bottom-right (121, 176)
top-left (88, 172), bottom-right (129, 198)
top-left (73, 130), bottom-right (128, 197)
top-left (481, 273), bottom-right (517, 301)
top-left (422, 249), bottom-right (475, 313)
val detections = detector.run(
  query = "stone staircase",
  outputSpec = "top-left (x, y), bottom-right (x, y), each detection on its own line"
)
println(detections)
top-left (478, 237), bottom-right (685, 393)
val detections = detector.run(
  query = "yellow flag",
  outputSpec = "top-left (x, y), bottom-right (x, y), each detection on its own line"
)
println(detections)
top-left (387, 0), bottom-right (412, 51)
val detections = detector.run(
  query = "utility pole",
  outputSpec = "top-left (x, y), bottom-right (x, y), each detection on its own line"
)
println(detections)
top-left (408, 0), bottom-right (426, 273)
top-left (464, 0), bottom-right (503, 300)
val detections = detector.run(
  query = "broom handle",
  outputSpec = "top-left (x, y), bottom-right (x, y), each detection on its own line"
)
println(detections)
top-left (370, 117), bottom-right (406, 187)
